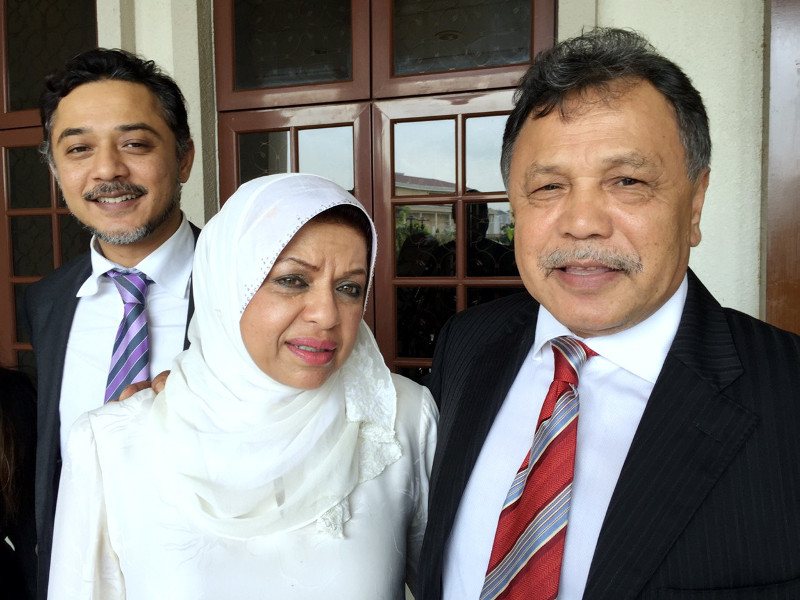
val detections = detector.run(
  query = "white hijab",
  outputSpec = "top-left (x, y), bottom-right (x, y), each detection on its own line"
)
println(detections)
top-left (149, 174), bottom-right (401, 539)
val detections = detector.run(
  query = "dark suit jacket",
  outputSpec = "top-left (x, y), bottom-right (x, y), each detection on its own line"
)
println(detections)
top-left (23, 222), bottom-right (199, 600)
top-left (0, 368), bottom-right (37, 600)
top-left (419, 270), bottom-right (800, 599)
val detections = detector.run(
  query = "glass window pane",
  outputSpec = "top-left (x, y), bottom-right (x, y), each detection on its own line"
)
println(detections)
top-left (15, 284), bottom-right (29, 343)
top-left (465, 201), bottom-right (518, 277)
top-left (396, 366), bottom-right (429, 384)
top-left (6, 0), bottom-right (96, 111)
top-left (11, 216), bottom-right (53, 276)
top-left (234, 0), bottom-right (352, 90)
top-left (8, 146), bottom-right (51, 209)
top-left (395, 204), bottom-right (455, 276)
top-left (393, 0), bottom-right (531, 76)
top-left (466, 285), bottom-right (526, 308)
top-left (394, 120), bottom-right (455, 196)
top-left (466, 115), bottom-right (506, 193)
top-left (238, 131), bottom-right (290, 184)
top-left (298, 126), bottom-right (354, 192)
top-left (59, 215), bottom-right (92, 265)
top-left (396, 286), bottom-right (456, 358)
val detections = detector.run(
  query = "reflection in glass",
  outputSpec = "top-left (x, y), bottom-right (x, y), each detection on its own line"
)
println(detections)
top-left (234, 0), bottom-right (352, 90)
top-left (59, 215), bottom-right (92, 265)
top-left (465, 202), bottom-right (517, 277)
top-left (12, 216), bottom-right (53, 276)
top-left (466, 115), bottom-right (507, 193)
top-left (396, 366), bottom-right (430, 384)
top-left (394, 120), bottom-right (455, 196)
top-left (467, 286), bottom-right (526, 309)
top-left (5, 0), bottom-right (96, 111)
top-left (15, 284), bottom-right (29, 343)
top-left (298, 126), bottom-right (354, 192)
top-left (393, 0), bottom-right (531, 76)
top-left (239, 131), bottom-right (290, 184)
top-left (9, 147), bottom-right (51, 209)
top-left (433, 202), bottom-right (518, 277)
top-left (395, 204), bottom-right (454, 277)
top-left (396, 286), bottom-right (456, 358)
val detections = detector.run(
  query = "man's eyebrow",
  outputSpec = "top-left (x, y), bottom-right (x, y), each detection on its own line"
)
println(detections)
top-left (56, 122), bottom-right (162, 145)
top-left (57, 127), bottom-right (89, 144)
top-left (118, 122), bottom-right (162, 138)
top-left (523, 163), bottom-right (562, 179)
top-left (603, 152), bottom-right (658, 170)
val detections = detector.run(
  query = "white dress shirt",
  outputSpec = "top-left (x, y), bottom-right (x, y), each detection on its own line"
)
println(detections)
top-left (58, 217), bottom-right (195, 456)
top-left (443, 277), bottom-right (688, 600)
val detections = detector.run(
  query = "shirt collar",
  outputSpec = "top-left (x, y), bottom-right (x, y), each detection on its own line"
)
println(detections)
top-left (533, 275), bottom-right (688, 384)
top-left (77, 215), bottom-right (194, 299)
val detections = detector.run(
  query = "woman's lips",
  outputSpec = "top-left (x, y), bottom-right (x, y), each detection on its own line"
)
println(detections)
top-left (286, 338), bottom-right (337, 366)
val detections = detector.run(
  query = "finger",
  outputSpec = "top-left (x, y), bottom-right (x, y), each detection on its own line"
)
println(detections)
top-left (152, 370), bottom-right (171, 394)
top-left (118, 380), bottom-right (152, 401)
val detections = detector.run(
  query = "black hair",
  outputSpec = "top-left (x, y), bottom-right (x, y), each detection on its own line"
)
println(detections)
top-left (310, 204), bottom-right (373, 266)
top-left (501, 27), bottom-right (710, 186)
top-left (39, 47), bottom-right (191, 164)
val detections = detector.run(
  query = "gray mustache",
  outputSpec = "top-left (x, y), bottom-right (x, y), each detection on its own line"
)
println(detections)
top-left (83, 182), bottom-right (147, 201)
top-left (538, 247), bottom-right (644, 274)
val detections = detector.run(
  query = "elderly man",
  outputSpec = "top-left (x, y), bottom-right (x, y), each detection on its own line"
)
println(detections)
top-left (419, 28), bottom-right (800, 599)
top-left (24, 49), bottom-right (200, 599)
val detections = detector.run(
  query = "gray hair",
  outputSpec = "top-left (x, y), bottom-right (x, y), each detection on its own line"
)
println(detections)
top-left (501, 27), bottom-right (711, 187)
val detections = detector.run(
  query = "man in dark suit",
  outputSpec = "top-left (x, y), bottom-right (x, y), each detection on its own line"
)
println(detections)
top-left (24, 49), bottom-right (200, 599)
top-left (419, 28), bottom-right (800, 599)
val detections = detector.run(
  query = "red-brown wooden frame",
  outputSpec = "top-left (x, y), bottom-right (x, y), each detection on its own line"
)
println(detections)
top-left (371, 89), bottom-right (517, 373)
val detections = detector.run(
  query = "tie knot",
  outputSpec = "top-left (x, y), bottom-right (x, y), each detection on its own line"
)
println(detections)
top-left (106, 269), bottom-right (151, 305)
top-left (550, 336), bottom-right (595, 386)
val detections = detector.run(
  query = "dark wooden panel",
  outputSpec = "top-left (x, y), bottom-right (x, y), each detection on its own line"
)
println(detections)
top-left (766, 0), bottom-right (800, 334)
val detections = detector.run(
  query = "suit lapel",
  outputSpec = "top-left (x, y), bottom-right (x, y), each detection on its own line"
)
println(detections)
top-left (583, 271), bottom-right (757, 599)
top-left (430, 297), bottom-right (539, 565)
top-left (183, 222), bottom-right (201, 350)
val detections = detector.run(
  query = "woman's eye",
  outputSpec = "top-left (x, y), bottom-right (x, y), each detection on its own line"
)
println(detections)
top-left (617, 177), bottom-right (641, 186)
top-left (338, 283), bottom-right (363, 299)
top-left (275, 275), bottom-right (306, 289)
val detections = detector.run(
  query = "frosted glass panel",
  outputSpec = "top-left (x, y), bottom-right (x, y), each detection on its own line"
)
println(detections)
top-left (393, 0), bottom-right (531, 76)
top-left (234, 0), bottom-right (352, 90)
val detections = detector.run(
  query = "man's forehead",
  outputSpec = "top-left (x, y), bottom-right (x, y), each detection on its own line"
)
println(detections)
top-left (537, 78), bottom-right (672, 123)
top-left (52, 82), bottom-right (168, 136)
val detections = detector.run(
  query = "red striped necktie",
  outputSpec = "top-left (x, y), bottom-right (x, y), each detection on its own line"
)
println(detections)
top-left (104, 269), bottom-right (152, 403)
top-left (481, 336), bottom-right (596, 600)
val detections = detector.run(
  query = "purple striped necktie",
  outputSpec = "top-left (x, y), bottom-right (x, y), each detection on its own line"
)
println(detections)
top-left (104, 269), bottom-right (152, 403)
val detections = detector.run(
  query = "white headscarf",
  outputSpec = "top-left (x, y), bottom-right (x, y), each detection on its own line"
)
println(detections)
top-left (149, 174), bottom-right (401, 539)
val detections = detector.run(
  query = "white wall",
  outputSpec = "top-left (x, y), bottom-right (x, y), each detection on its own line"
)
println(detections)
top-left (95, 0), bottom-right (766, 317)
top-left (559, 0), bottom-right (765, 317)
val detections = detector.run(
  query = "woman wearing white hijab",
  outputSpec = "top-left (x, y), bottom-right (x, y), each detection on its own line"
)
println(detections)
top-left (48, 174), bottom-right (438, 599)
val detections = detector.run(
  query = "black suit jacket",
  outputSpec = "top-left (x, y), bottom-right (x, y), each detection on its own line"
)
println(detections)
top-left (23, 222), bottom-right (200, 600)
top-left (419, 270), bottom-right (800, 599)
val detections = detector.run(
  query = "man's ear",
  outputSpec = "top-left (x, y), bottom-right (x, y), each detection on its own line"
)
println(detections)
top-left (49, 162), bottom-right (60, 186)
top-left (179, 140), bottom-right (195, 183)
top-left (689, 167), bottom-right (709, 248)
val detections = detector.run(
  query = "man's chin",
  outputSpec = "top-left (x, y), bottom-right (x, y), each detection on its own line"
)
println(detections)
top-left (92, 226), bottom-right (151, 246)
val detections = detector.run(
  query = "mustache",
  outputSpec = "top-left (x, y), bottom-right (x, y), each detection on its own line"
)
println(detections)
top-left (538, 246), bottom-right (644, 274)
top-left (83, 182), bottom-right (147, 201)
